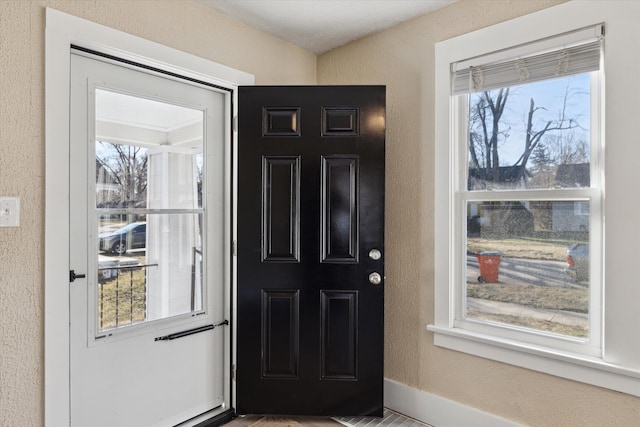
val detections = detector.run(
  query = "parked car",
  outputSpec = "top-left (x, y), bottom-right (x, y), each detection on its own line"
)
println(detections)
top-left (99, 222), bottom-right (146, 255)
top-left (565, 243), bottom-right (589, 282)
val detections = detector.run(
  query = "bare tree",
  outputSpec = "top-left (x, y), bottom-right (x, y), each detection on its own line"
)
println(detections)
top-left (510, 92), bottom-right (579, 182)
top-left (96, 142), bottom-right (148, 207)
top-left (546, 130), bottom-right (589, 165)
top-left (469, 88), bottom-right (510, 183)
top-left (470, 82), bottom-right (582, 186)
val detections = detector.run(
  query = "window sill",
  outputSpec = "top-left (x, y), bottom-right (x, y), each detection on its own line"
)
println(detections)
top-left (427, 324), bottom-right (640, 397)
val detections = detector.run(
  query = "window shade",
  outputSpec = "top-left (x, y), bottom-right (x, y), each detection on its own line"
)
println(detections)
top-left (452, 25), bottom-right (603, 95)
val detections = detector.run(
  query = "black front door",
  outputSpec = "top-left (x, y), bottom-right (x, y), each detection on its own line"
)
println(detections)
top-left (237, 86), bottom-right (385, 416)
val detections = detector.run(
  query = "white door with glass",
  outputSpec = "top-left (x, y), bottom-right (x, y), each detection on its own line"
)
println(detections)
top-left (69, 52), bottom-right (230, 426)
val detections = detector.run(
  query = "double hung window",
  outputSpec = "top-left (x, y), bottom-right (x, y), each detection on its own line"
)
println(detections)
top-left (449, 26), bottom-right (604, 353)
top-left (430, 15), bottom-right (615, 367)
top-left (431, 0), bottom-right (640, 398)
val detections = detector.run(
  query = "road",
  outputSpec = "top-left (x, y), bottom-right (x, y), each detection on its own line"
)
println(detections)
top-left (467, 254), bottom-right (585, 289)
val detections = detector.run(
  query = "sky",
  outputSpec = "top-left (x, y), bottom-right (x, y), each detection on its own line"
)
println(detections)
top-left (469, 73), bottom-right (592, 166)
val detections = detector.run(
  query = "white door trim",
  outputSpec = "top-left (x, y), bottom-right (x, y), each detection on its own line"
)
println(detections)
top-left (45, 9), bottom-right (253, 426)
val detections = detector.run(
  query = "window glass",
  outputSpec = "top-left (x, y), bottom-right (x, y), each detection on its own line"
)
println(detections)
top-left (96, 213), bottom-right (203, 332)
top-left (96, 142), bottom-right (149, 209)
top-left (467, 75), bottom-right (591, 191)
top-left (460, 68), bottom-right (597, 339)
top-left (94, 88), bottom-right (206, 334)
top-left (466, 200), bottom-right (589, 338)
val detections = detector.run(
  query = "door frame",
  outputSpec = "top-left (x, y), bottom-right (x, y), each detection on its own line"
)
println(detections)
top-left (45, 9), bottom-right (253, 426)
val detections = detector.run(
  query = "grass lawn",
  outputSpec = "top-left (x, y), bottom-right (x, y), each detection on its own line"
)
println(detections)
top-left (467, 283), bottom-right (588, 313)
top-left (98, 255), bottom-right (147, 331)
top-left (466, 309), bottom-right (588, 337)
top-left (467, 235), bottom-right (586, 261)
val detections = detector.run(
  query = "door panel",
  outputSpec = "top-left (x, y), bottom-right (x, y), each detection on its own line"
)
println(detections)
top-left (320, 290), bottom-right (358, 379)
top-left (321, 156), bottom-right (359, 263)
top-left (70, 53), bottom-right (230, 426)
top-left (261, 289), bottom-right (300, 378)
top-left (262, 156), bottom-right (301, 262)
top-left (237, 86), bottom-right (385, 416)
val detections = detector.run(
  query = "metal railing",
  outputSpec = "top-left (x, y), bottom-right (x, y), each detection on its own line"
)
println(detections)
top-left (98, 263), bottom-right (158, 332)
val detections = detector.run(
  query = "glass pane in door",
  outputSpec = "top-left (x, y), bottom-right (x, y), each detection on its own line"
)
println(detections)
top-left (94, 88), bottom-right (205, 333)
top-left (96, 213), bottom-right (203, 332)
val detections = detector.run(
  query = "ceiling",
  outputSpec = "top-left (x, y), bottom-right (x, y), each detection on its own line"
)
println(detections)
top-left (96, 89), bottom-right (204, 151)
top-left (199, 0), bottom-right (457, 54)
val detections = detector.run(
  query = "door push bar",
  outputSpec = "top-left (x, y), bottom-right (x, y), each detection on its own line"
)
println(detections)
top-left (154, 320), bottom-right (229, 342)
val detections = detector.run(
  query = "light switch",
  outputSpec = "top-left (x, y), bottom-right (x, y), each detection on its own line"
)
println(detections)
top-left (0, 197), bottom-right (20, 227)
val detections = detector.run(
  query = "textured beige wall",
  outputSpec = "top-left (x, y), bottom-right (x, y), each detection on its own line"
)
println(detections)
top-left (0, 1), bottom-right (315, 425)
top-left (318, 0), bottom-right (640, 426)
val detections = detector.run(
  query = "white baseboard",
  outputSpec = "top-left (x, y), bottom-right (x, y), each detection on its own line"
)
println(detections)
top-left (384, 378), bottom-right (524, 427)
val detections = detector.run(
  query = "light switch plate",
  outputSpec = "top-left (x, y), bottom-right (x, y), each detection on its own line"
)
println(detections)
top-left (0, 197), bottom-right (20, 227)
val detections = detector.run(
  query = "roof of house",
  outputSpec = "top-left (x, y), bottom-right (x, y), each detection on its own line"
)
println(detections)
top-left (555, 163), bottom-right (590, 187)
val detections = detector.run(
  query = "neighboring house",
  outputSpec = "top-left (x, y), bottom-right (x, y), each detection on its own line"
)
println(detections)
top-left (468, 164), bottom-right (591, 235)
top-left (96, 159), bottom-right (121, 207)
top-left (468, 166), bottom-right (534, 236)
top-left (555, 162), bottom-right (590, 188)
top-left (468, 165), bottom-right (530, 190)
top-left (470, 200), bottom-right (534, 237)
top-left (551, 200), bottom-right (589, 232)
top-left (552, 163), bottom-right (590, 232)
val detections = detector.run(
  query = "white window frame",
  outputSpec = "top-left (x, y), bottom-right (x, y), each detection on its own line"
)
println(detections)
top-left (454, 39), bottom-right (603, 355)
top-left (45, 8), bottom-right (254, 426)
top-left (429, 1), bottom-right (640, 397)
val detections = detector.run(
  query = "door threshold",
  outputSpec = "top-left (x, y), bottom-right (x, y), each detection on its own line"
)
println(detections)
top-left (175, 408), bottom-right (236, 427)
top-left (222, 415), bottom-right (341, 426)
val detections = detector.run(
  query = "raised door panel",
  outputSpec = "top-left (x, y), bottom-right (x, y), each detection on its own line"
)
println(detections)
top-left (321, 156), bottom-right (359, 263)
top-left (261, 290), bottom-right (300, 378)
top-left (262, 157), bottom-right (300, 262)
top-left (320, 290), bottom-right (358, 380)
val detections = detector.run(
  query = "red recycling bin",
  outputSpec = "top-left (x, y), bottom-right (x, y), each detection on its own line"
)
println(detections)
top-left (476, 251), bottom-right (501, 283)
